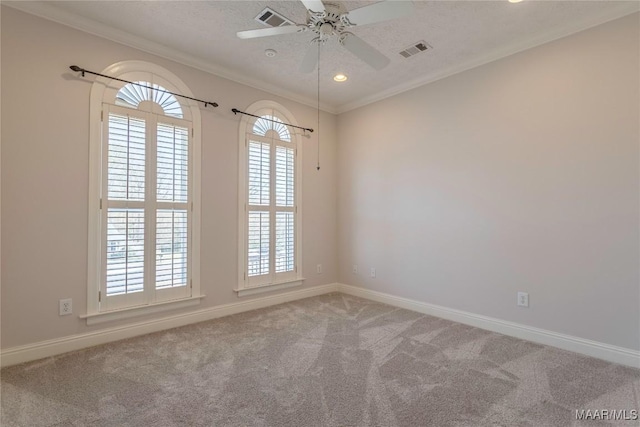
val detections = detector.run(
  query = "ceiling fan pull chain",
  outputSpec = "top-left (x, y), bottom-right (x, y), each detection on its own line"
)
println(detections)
top-left (316, 40), bottom-right (321, 171)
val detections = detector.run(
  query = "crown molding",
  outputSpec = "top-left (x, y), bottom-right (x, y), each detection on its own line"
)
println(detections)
top-left (335, 3), bottom-right (640, 114)
top-left (3, 1), bottom-right (340, 115)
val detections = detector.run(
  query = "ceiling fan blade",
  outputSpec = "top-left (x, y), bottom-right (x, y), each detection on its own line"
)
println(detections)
top-left (346, 0), bottom-right (413, 26)
top-left (341, 33), bottom-right (390, 70)
top-left (300, 42), bottom-right (319, 73)
top-left (237, 25), bottom-right (301, 39)
top-left (300, 0), bottom-right (326, 13)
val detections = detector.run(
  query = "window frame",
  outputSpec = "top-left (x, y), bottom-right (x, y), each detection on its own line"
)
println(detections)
top-left (86, 61), bottom-right (202, 323)
top-left (236, 101), bottom-right (303, 297)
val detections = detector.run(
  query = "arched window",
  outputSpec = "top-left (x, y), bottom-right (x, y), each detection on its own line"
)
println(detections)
top-left (236, 102), bottom-right (302, 296)
top-left (86, 61), bottom-right (202, 322)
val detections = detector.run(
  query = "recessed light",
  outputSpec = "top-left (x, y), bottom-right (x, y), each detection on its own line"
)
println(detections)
top-left (264, 49), bottom-right (277, 57)
top-left (508, 0), bottom-right (523, 3)
top-left (333, 73), bottom-right (348, 82)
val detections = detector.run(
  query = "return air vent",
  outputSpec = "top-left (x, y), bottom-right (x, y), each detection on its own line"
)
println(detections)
top-left (399, 41), bottom-right (432, 58)
top-left (255, 7), bottom-right (294, 28)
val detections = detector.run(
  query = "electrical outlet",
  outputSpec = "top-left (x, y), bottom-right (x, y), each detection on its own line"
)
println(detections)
top-left (352, 264), bottom-right (358, 274)
top-left (517, 292), bottom-right (529, 308)
top-left (370, 267), bottom-right (376, 278)
top-left (317, 264), bottom-right (322, 274)
top-left (59, 298), bottom-right (72, 316)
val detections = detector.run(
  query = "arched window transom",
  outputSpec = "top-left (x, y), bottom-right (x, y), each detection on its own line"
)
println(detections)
top-left (252, 115), bottom-right (291, 142)
top-left (115, 82), bottom-right (183, 118)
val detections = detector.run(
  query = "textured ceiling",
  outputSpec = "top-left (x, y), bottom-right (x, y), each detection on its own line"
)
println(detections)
top-left (8, 1), bottom-right (639, 113)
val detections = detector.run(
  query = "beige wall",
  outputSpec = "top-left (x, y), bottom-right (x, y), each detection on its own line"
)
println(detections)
top-left (337, 13), bottom-right (639, 350)
top-left (1, 7), bottom-right (338, 349)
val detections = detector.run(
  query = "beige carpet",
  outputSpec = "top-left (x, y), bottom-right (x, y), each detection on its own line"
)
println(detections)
top-left (1, 293), bottom-right (639, 426)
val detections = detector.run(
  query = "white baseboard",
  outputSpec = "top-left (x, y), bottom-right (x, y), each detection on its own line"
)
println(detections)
top-left (338, 283), bottom-right (640, 369)
top-left (4, 282), bottom-right (638, 369)
top-left (0, 283), bottom-right (339, 368)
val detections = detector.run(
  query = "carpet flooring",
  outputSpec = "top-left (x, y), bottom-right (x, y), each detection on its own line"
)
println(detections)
top-left (1, 293), bottom-right (639, 426)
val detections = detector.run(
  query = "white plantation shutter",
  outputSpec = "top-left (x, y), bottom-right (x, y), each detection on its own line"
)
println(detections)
top-left (275, 211), bottom-right (294, 273)
top-left (106, 209), bottom-right (145, 295)
top-left (248, 141), bottom-right (270, 206)
top-left (247, 139), bottom-right (271, 283)
top-left (103, 110), bottom-right (148, 309)
top-left (248, 211), bottom-right (270, 278)
top-left (100, 97), bottom-right (192, 311)
top-left (107, 114), bottom-right (146, 201)
top-left (157, 123), bottom-right (188, 202)
top-left (242, 110), bottom-right (300, 289)
top-left (155, 122), bottom-right (190, 291)
top-left (275, 145), bottom-right (295, 274)
top-left (156, 210), bottom-right (188, 288)
top-left (275, 146), bottom-right (294, 207)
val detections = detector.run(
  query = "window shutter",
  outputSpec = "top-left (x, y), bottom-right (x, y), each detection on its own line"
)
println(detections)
top-left (248, 211), bottom-right (270, 277)
top-left (155, 122), bottom-right (189, 290)
top-left (101, 102), bottom-right (192, 309)
top-left (105, 113), bottom-right (147, 297)
top-left (156, 209), bottom-right (187, 288)
top-left (157, 123), bottom-right (188, 202)
top-left (275, 146), bottom-right (294, 207)
top-left (248, 141), bottom-right (270, 206)
top-left (106, 209), bottom-right (145, 295)
top-left (275, 145), bottom-right (295, 274)
top-left (275, 212), bottom-right (294, 273)
top-left (107, 114), bottom-right (145, 201)
top-left (247, 139), bottom-right (271, 279)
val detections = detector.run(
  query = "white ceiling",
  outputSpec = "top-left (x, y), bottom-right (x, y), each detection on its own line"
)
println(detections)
top-left (8, 1), bottom-right (639, 113)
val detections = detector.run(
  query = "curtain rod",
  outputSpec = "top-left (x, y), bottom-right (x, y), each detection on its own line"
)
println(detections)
top-left (69, 65), bottom-right (219, 108)
top-left (231, 108), bottom-right (313, 133)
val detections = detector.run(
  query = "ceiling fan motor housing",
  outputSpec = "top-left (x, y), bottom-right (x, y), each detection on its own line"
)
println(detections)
top-left (308, 2), bottom-right (350, 40)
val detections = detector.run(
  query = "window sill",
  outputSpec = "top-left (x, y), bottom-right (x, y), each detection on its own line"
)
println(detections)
top-left (80, 295), bottom-right (205, 325)
top-left (234, 278), bottom-right (305, 297)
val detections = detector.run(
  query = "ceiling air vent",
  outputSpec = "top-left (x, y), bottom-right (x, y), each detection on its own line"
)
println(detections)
top-left (399, 41), bottom-right (432, 58)
top-left (255, 7), bottom-right (294, 28)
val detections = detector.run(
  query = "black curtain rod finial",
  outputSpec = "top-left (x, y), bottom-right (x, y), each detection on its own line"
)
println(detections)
top-left (70, 65), bottom-right (85, 76)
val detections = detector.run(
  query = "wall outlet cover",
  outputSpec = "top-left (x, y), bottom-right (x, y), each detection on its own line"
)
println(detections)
top-left (517, 292), bottom-right (529, 308)
top-left (59, 298), bottom-right (72, 315)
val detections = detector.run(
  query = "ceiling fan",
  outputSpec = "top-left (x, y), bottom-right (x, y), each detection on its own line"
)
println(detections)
top-left (237, 0), bottom-right (414, 72)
